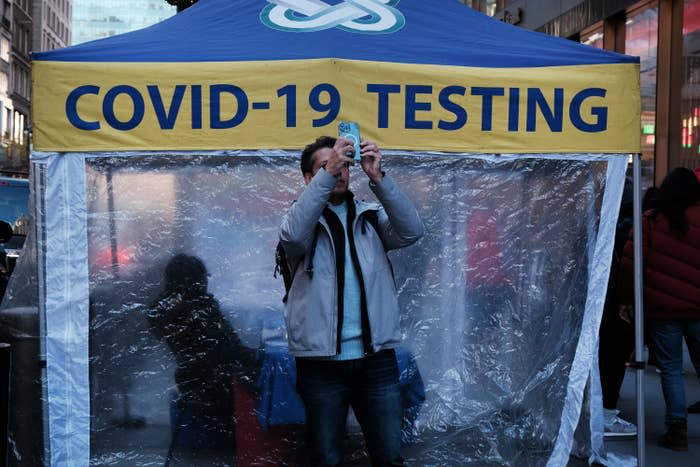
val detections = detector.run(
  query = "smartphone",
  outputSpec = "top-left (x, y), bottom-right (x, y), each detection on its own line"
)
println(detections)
top-left (338, 121), bottom-right (361, 161)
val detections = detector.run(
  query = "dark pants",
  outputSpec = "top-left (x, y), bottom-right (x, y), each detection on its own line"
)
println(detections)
top-left (295, 349), bottom-right (404, 467)
top-left (598, 303), bottom-right (634, 409)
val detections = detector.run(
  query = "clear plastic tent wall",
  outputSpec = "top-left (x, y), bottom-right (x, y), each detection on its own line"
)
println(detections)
top-left (4, 149), bottom-right (626, 466)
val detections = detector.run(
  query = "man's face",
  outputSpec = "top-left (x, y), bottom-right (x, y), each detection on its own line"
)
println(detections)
top-left (303, 147), bottom-right (349, 196)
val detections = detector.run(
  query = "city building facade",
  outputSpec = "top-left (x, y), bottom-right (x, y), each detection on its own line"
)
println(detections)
top-left (34, 0), bottom-right (72, 52)
top-left (0, 1), bottom-right (14, 162)
top-left (469, 0), bottom-right (695, 189)
top-left (72, 0), bottom-right (175, 45)
top-left (10, 0), bottom-right (30, 151)
top-left (0, 0), bottom-right (71, 174)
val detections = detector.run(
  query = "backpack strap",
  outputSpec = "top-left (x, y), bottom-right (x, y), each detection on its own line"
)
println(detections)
top-left (274, 242), bottom-right (294, 303)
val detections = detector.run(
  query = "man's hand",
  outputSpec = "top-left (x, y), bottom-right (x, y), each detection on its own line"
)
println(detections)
top-left (323, 138), bottom-right (355, 177)
top-left (360, 139), bottom-right (383, 183)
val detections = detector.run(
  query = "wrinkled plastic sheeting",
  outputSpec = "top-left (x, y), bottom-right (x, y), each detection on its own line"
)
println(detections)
top-left (1, 162), bottom-right (43, 310)
top-left (43, 151), bottom-right (619, 466)
top-left (0, 163), bottom-right (46, 466)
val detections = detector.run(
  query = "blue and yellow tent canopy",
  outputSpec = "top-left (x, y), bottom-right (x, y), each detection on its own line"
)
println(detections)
top-left (32, 0), bottom-right (640, 153)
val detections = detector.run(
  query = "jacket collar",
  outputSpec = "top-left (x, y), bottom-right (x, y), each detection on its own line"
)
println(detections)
top-left (320, 190), bottom-right (377, 228)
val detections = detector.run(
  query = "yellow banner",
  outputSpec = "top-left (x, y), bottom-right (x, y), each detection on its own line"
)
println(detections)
top-left (32, 59), bottom-right (640, 153)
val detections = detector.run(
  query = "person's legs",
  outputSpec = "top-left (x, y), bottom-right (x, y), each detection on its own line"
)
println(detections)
top-left (295, 359), bottom-right (351, 467)
top-left (649, 320), bottom-right (687, 423)
top-left (683, 320), bottom-right (700, 412)
top-left (649, 319), bottom-right (688, 451)
top-left (598, 305), bottom-right (636, 436)
top-left (599, 304), bottom-right (634, 410)
top-left (350, 349), bottom-right (404, 467)
top-left (682, 320), bottom-right (700, 379)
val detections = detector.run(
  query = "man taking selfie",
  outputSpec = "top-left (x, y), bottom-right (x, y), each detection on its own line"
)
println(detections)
top-left (278, 135), bottom-right (423, 466)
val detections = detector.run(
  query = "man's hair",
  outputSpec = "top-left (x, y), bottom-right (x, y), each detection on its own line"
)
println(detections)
top-left (652, 167), bottom-right (700, 234)
top-left (301, 136), bottom-right (336, 175)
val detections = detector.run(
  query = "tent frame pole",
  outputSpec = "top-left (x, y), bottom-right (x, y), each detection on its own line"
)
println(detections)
top-left (633, 153), bottom-right (646, 467)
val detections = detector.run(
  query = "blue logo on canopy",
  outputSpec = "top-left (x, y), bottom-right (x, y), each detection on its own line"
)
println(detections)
top-left (261, 0), bottom-right (405, 34)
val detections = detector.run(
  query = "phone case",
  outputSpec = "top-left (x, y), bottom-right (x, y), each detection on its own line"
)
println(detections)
top-left (338, 121), bottom-right (361, 161)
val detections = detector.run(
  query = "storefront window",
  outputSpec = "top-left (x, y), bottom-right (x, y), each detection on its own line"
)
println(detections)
top-left (682, 0), bottom-right (700, 170)
top-left (460, 0), bottom-right (501, 16)
top-left (626, 3), bottom-right (658, 188)
top-left (580, 26), bottom-right (604, 49)
top-left (484, 0), bottom-right (499, 16)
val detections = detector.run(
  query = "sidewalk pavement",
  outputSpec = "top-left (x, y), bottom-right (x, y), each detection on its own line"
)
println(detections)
top-left (584, 356), bottom-right (700, 466)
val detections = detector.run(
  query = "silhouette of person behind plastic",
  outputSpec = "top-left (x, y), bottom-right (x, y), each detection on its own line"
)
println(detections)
top-left (147, 254), bottom-right (258, 461)
top-left (0, 220), bottom-right (13, 301)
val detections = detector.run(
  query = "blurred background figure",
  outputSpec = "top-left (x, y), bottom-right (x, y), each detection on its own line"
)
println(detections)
top-left (463, 207), bottom-right (513, 400)
top-left (622, 167), bottom-right (700, 451)
top-left (598, 177), bottom-right (636, 437)
top-left (147, 254), bottom-right (259, 463)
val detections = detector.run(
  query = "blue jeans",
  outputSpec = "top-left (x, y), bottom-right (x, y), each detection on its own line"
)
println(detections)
top-left (295, 349), bottom-right (404, 466)
top-left (648, 319), bottom-right (700, 424)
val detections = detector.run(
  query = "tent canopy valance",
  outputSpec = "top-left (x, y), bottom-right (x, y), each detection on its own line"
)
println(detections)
top-left (31, 0), bottom-right (640, 154)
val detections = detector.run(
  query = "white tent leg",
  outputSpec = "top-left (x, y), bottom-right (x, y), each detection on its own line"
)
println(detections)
top-left (632, 153), bottom-right (646, 467)
top-left (43, 153), bottom-right (90, 467)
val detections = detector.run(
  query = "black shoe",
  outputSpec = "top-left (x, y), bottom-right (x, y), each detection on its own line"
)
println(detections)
top-left (657, 419), bottom-right (688, 451)
top-left (688, 401), bottom-right (700, 414)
